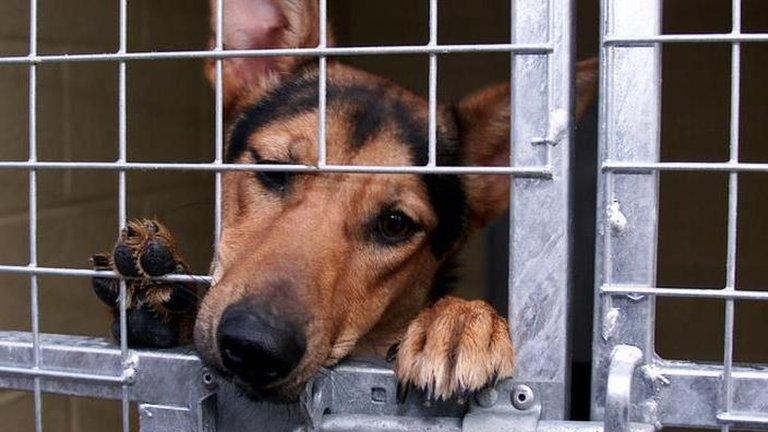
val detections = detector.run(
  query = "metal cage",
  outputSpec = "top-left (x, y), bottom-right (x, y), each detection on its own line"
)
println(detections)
top-left (593, 0), bottom-right (768, 431)
top-left (0, 0), bottom-right (766, 431)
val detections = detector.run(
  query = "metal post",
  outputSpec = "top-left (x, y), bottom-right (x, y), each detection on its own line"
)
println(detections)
top-left (509, 0), bottom-right (573, 419)
top-left (721, 2), bottom-right (742, 431)
top-left (591, 0), bottom-right (661, 421)
top-left (27, 0), bottom-right (42, 429)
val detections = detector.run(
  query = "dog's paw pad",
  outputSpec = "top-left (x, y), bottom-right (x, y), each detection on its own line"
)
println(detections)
top-left (140, 239), bottom-right (177, 276)
top-left (113, 242), bottom-right (141, 277)
top-left (111, 219), bottom-right (184, 278)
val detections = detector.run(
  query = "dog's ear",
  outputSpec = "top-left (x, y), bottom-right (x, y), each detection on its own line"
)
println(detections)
top-left (456, 57), bottom-right (599, 228)
top-left (205, 0), bottom-right (331, 114)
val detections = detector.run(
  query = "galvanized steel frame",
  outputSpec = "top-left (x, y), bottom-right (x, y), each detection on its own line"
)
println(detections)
top-left (592, 0), bottom-right (768, 430)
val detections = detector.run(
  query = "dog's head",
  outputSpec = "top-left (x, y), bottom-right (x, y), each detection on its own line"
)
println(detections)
top-left (193, 0), bottom-right (597, 401)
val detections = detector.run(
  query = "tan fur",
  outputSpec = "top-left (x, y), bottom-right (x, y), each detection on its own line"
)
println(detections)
top-left (394, 296), bottom-right (515, 400)
top-left (194, 92), bottom-right (445, 396)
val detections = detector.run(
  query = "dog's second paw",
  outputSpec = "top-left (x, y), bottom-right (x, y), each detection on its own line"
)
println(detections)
top-left (112, 219), bottom-right (185, 278)
top-left (90, 219), bottom-right (198, 348)
top-left (392, 296), bottom-right (514, 402)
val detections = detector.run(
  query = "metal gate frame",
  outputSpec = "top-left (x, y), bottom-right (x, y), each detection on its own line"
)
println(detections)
top-left (592, 0), bottom-right (768, 430)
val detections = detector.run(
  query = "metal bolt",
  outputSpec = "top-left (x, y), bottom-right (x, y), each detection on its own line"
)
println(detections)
top-left (201, 368), bottom-right (217, 389)
top-left (511, 384), bottom-right (535, 410)
top-left (607, 200), bottom-right (628, 233)
top-left (475, 387), bottom-right (499, 407)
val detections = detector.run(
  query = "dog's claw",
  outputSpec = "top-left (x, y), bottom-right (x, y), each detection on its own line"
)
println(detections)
top-left (396, 381), bottom-right (410, 404)
top-left (392, 296), bottom-right (515, 402)
top-left (386, 342), bottom-right (399, 363)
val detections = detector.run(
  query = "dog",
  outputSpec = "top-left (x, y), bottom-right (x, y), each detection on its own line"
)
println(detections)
top-left (90, 0), bottom-right (597, 404)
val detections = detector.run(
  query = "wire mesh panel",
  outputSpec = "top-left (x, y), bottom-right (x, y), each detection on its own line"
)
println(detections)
top-left (0, 0), bottom-right (577, 431)
top-left (592, 0), bottom-right (768, 430)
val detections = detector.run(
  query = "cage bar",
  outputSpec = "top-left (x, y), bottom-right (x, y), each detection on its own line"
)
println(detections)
top-left (602, 161), bottom-right (768, 174)
top-left (721, 0), bottom-right (743, 429)
top-left (316, 0), bottom-right (328, 167)
top-left (117, 0), bottom-right (130, 430)
top-left (0, 161), bottom-right (555, 175)
top-left (604, 32), bottom-right (768, 46)
top-left (591, 0), bottom-right (661, 421)
top-left (427, 0), bottom-right (438, 167)
top-left (213, 0), bottom-right (224, 248)
top-left (27, 0), bottom-right (42, 429)
top-left (0, 43), bottom-right (553, 66)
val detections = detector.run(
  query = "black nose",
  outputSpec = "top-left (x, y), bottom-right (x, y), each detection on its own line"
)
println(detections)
top-left (217, 301), bottom-right (306, 389)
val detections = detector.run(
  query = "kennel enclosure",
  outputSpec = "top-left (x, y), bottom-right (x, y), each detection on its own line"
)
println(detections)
top-left (0, 0), bottom-right (767, 431)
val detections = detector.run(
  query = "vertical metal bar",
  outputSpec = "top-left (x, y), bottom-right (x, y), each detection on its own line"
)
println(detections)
top-left (591, 0), bottom-right (661, 420)
top-left (316, 0), bottom-right (328, 167)
top-left (117, 0), bottom-right (130, 430)
top-left (722, 0), bottom-right (741, 428)
top-left (427, 0), bottom-right (438, 167)
top-left (28, 0), bottom-right (42, 429)
top-left (509, 0), bottom-right (573, 419)
top-left (214, 0), bottom-right (224, 248)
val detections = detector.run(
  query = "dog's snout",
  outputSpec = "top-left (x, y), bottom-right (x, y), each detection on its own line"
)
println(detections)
top-left (217, 301), bottom-right (306, 389)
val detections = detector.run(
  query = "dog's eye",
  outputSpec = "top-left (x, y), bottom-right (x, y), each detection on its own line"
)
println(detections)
top-left (375, 209), bottom-right (418, 245)
top-left (255, 160), bottom-right (292, 192)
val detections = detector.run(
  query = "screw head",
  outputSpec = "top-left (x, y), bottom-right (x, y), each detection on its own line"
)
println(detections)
top-left (511, 384), bottom-right (535, 410)
top-left (201, 368), bottom-right (217, 389)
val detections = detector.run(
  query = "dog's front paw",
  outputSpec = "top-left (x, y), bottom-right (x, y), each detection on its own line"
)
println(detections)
top-left (392, 296), bottom-right (514, 402)
top-left (90, 219), bottom-right (199, 348)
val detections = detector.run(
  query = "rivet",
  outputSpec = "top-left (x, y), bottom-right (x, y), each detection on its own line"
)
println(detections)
top-left (511, 384), bottom-right (535, 410)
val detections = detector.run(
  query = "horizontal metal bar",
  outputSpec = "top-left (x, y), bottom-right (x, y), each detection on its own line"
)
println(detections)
top-left (604, 33), bottom-right (768, 46)
top-left (0, 43), bottom-right (553, 65)
top-left (0, 161), bottom-right (553, 177)
top-left (0, 264), bottom-right (212, 283)
top-left (717, 412), bottom-right (768, 427)
top-left (602, 161), bottom-right (768, 174)
top-left (320, 414), bottom-right (460, 432)
top-left (602, 284), bottom-right (768, 301)
top-left (0, 332), bottom-right (208, 406)
top-left (651, 361), bottom-right (768, 428)
top-left (0, 364), bottom-right (126, 384)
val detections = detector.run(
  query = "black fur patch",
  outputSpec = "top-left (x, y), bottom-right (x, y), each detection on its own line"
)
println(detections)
top-left (391, 100), bottom-right (467, 257)
top-left (429, 258), bottom-right (459, 302)
top-left (226, 67), bottom-right (468, 260)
